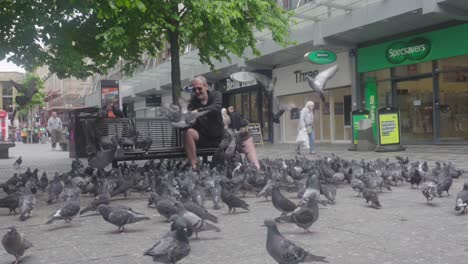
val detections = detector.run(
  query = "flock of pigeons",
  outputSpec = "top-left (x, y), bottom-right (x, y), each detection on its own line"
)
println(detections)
top-left (1, 152), bottom-right (466, 264)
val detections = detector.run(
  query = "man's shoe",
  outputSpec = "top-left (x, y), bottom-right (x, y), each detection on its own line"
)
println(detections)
top-left (310, 151), bottom-right (316, 154)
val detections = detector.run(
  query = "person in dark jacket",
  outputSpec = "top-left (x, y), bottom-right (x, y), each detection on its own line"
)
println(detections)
top-left (184, 76), bottom-right (259, 169)
top-left (228, 106), bottom-right (242, 131)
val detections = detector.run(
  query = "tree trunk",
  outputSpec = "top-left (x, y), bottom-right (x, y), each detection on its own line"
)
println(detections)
top-left (169, 27), bottom-right (181, 105)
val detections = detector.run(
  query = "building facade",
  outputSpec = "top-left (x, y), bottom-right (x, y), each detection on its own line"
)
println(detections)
top-left (0, 72), bottom-right (24, 112)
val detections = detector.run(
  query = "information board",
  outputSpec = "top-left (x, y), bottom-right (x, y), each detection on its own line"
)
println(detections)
top-left (246, 123), bottom-right (263, 145)
top-left (378, 107), bottom-right (401, 145)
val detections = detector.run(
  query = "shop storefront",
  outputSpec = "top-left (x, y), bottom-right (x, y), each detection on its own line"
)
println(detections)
top-left (272, 52), bottom-right (353, 143)
top-left (358, 23), bottom-right (468, 144)
top-left (218, 77), bottom-right (272, 141)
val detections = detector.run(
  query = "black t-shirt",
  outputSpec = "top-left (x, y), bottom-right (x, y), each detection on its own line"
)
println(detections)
top-left (188, 90), bottom-right (224, 139)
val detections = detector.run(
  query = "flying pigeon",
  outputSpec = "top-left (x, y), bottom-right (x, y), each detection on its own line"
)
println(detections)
top-left (162, 98), bottom-right (208, 128)
top-left (263, 219), bottom-right (328, 264)
top-left (454, 183), bottom-right (468, 214)
top-left (2, 226), bottom-right (33, 264)
top-left (305, 64), bottom-right (338, 103)
top-left (13, 156), bottom-right (22, 170)
top-left (97, 204), bottom-right (150, 232)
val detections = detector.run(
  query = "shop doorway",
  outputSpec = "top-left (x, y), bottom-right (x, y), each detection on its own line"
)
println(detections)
top-left (395, 78), bottom-right (434, 143)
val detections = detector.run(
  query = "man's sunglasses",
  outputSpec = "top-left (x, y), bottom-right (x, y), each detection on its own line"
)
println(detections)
top-left (193, 86), bottom-right (203, 92)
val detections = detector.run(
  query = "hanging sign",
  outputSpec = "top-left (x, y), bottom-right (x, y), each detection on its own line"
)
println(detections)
top-left (365, 77), bottom-right (379, 142)
top-left (305, 50), bottom-right (337, 65)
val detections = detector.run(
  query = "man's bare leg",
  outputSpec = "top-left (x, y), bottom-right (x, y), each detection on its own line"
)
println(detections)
top-left (242, 137), bottom-right (260, 169)
top-left (184, 128), bottom-right (199, 169)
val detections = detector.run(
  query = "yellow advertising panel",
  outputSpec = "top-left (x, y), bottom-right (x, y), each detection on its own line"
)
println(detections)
top-left (379, 113), bottom-right (400, 145)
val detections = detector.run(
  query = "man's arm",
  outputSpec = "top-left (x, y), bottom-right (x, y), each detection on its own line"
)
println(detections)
top-left (47, 118), bottom-right (51, 131)
top-left (198, 91), bottom-right (222, 113)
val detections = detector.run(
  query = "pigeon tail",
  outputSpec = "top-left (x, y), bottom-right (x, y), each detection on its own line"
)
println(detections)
top-left (134, 215), bottom-right (151, 223)
top-left (304, 252), bottom-right (329, 263)
top-left (202, 221), bottom-right (221, 232)
top-left (45, 217), bottom-right (57, 224)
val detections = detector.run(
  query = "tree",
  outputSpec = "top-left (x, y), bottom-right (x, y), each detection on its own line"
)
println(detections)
top-left (1, 0), bottom-right (292, 103)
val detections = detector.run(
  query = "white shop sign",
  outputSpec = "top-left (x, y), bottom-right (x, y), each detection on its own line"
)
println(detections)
top-left (273, 52), bottom-right (351, 97)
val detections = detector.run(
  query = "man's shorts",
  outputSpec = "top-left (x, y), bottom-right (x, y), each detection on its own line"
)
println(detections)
top-left (197, 133), bottom-right (222, 148)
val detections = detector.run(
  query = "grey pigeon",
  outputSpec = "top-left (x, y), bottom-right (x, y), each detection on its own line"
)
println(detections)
top-left (144, 224), bottom-right (191, 263)
top-left (174, 202), bottom-right (220, 239)
top-left (46, 191), bottom-right (81, 224)
top-left (0, 192), bottom-right (20, 214)
top-left (220, 182), bottom-right (250, 213)
top-left (362, 188), bottom-right (381, 209)
top-left (272, 185), bottom-right (297, 216)
top-left (437, 168), bottom-right (453, 197)
top-left (276, 192), bottom-right (319, 232)
top-left (80, 192), bottom-right (111, 215)
top-left (156, 197), bottom-right (178, 221)
top-left (2, 226), bottom-right (33, 264)
top-left (97, 204), bottom-right (150, 232)
top-left (13, 156), bottom-right (22, 170)
top-left (454, 183), bottom-right (468, 214)
top-left (305, 64), bottom-right (338, 103)
top-left (420, 181), bottom-right (437, 203)
top-left (163, 98), bottom-right (208, 128)
top-left (263, 219), bottom-right (328, 264)
top-left (180, 194), bottom-right (218, 223)
top-left (19, 182), bottom-right (36, 221)
top-left (38, 172), bottom-right (48, 192)
top-left (320, 184), bottom-right (337, 205)
top-left (169, 214), bottom-right (194, 238)
top-left (47, 173), bottom-right (63, 204)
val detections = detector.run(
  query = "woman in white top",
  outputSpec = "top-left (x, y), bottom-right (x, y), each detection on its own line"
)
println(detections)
top-left (221, 108), bottom-right (231, 129)
top-left (296, 101), bottom-right (315, 154)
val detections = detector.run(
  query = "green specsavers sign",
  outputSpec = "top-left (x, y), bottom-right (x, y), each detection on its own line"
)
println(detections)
top-left (386, 37), bottom-right (431, 64)
top-left (358, 23), bottom-right (468, 72)
top-left (305, 50), bottom-right (337, 64)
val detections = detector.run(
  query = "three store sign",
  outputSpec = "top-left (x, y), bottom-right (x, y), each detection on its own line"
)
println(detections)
top-left (385, 37), bottom-right (431, 64)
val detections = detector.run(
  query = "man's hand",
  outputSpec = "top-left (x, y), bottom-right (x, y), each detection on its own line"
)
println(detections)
top-left (191, 109), bottom-right (198, 114)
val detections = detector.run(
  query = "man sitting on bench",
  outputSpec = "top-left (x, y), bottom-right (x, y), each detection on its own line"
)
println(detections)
top-left (184, 76), bottom-right (260, 170)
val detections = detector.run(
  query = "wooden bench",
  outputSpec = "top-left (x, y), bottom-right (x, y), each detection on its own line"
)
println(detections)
top-left (0, 142), bottom-right (15, 159)
top-left (88, 118), bottom-right (217, 163)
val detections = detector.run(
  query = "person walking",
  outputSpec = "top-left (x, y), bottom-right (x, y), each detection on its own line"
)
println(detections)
top-left (221, 108), bottom-right (231, 129)
top-left (296, 101), bottom-right (315, 155)
top-left (227, 106), bottom-right (242, 131)
top-left (47, 112), bottom-right (63, 151)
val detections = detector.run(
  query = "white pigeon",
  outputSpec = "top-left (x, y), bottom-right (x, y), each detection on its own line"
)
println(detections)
top-left (162, 98), bottom-right (207, 128)
top-left (305, 64), bottom-right (339, 103)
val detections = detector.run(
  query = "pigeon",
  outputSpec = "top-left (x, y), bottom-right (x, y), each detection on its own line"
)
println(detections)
top-left (320, 184), bottom-right (337, 205)
top-left (80, 190), bottom-right (111, 215)
top-left (454, 183), bottom-right (468, 214)
top-left (263, 219), bottom-right (328, 264)
top-left (155, 197), bottom-right (178, 221)
top-left (272, 185), bottom-right (297, 216)
top-left (257, 179), bottom-right (274, 200)
top-left (420, 181), bottom-right (437, 203)
top-left (147, 192), bottom-right (161, 207)
top-left (162, 98), bottom-right (208, 128)
top-left (169, 214), bottom-right (194, 238)
top-left (276, 192), bottom-right (320, 232)
top-left (144, 223), bottom-right (191, 263)
top-left (0, 193), bottom-right (20, 215)
top-left (180, 194), bottom-right (218, 223)
top-left (13, 156), bottom-right (22, 169)
top-left (174, 202), bottom-right (220, 239)
top-left (409, 168), bottom-right (423, 188)
top-left (305, 64), bottom-right (338, 103)
top-left (47, 173), bottom-right (64, 204)
top-left (97, 204), bottom-right (150, 232)
top-left (220, 182), bottom-right (250, 213)
top-left (2, 226), bottom-right (33, 264)
top-left (38, 172), bottom-right (49, 192)
top-left (19, 182), bottom-right (36, 221)
top-left (437, 171), bottom-right (453, 197)
top-left (46, 191), bottom-right (81, 224)
top-left (361, 188), bottom-right (381, 209)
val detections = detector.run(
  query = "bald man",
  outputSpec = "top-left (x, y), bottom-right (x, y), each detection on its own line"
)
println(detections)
top-left (47, 111), bottom-right (63, 151)
top-left (184, 76), bottom-right (260, 169)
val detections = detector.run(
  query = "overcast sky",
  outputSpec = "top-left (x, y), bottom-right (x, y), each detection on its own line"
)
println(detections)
top-left (0, 59), bottom-right (25, 73)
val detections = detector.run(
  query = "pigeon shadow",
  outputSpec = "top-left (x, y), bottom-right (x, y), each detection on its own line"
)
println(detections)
top-left (45, 224), bottom-right (80, 232)
top-left (79, 213), bottom-right (101, 218)
top-left (190, 236), bottom-right (223, 242)
top-left (105, 228), bottom-right (146, 235)
top-left (421, 202), bottom-right (439, 207)
top-left (255, 199), bottom-right (271, 203)
top-left (18, 255), bottom-right (33, 263)
top-left (282, 230), bottom-right (317, 236)
top-left (454, 211), bottom-right (467, 216)
top-left (222, 211), bottom-right (250, 216)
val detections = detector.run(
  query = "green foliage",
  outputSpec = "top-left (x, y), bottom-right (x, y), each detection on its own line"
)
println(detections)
top-left (1, 0), bottom-right (292, 101)
top-left (16, 73), bottom-right (46, 111)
